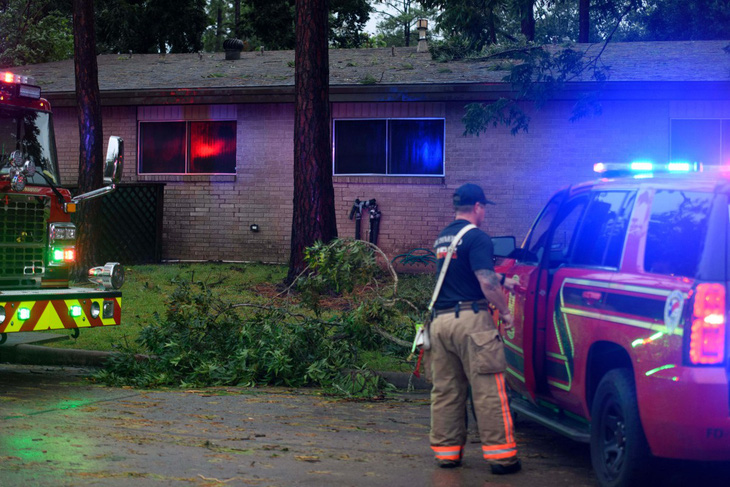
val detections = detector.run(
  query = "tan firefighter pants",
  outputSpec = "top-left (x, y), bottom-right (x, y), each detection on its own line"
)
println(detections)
top-left (429, 306), bottom-right (518, 466)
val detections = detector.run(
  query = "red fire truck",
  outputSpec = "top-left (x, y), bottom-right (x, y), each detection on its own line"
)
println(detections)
top-left (0, 72), bottom-right (124, 345)
top-left (494, 162), bottom-right (730, 487)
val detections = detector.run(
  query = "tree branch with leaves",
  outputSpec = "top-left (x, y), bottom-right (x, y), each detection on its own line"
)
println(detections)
top-left (430, 0), bottom-right (641, 135)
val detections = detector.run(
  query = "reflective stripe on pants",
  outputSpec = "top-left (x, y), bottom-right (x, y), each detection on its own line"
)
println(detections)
top-left (431, 445), bottom-right (463, 461)
top-left (482, 441), bottom-right (518, 460)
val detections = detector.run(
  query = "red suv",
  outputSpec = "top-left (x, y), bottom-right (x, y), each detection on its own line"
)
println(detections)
top-left (494, 163), bottom-right (730, 487)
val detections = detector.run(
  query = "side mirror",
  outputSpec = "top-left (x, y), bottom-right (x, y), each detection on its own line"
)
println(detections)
top-left (103, 136), bottom-right (123, 185)
top-left (492, 236), bottom-right (516, 258)
top-left (71, 135), bottom-right (125, 205)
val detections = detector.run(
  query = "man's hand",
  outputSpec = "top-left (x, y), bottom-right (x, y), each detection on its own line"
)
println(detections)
top-left (500, 310), bottom-right (514, 329)
top-left (502, 275), bottom-right (518, 292)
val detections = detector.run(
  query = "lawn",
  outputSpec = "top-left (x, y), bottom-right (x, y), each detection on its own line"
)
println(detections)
top-left (45, 262), bottom-right (288, 352)
top-left (44, 262), bottom-right (434, 374)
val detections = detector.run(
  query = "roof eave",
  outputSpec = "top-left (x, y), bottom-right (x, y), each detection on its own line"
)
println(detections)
top-left (42, 80), bottom-right (730, 107)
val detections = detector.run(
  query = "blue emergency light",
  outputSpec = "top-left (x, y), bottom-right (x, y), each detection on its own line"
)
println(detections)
top-left (667, 162), bottom-right (692, 172)
top-left (630, 161), bottom-right (653, 171)
top-left (594, 161), bottom-right (701, 176)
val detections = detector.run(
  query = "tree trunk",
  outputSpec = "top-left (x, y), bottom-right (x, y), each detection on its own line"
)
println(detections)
top-left (487, 4), bottom-right (497, 44)
top-left (579, 0), bottom-right (590, 43)
top-left (520, 0), bottom-right (535, 41)
top-left (216, 4), bottom-right (223, 51)
top-left (403, 0), bottom-right (411, 46)
top-left (234, 0), bottom-right (241, 38)
top-left (288, 0), bottom-right (337, 283)
top-left (72, 0), bottom-right (104, 279)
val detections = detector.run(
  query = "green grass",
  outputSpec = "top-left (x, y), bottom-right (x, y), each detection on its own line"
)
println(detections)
top-left (45, 263), bottom-right (287, 353)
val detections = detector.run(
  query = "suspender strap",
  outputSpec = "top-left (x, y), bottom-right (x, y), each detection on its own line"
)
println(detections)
top-left (428, 223), bottom-right (477, 312)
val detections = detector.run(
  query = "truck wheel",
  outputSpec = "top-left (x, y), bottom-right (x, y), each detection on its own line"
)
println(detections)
top-left (590, 369), bottom-right (650, 487)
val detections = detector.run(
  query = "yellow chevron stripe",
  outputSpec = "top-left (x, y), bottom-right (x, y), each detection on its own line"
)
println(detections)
top-left (34, 301), bottom-right (65, 330)
top-left (1, 297), bottom-right (122, 333)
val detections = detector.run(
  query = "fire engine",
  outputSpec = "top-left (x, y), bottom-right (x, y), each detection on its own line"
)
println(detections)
top-left (0, 72), bottom-right (124, 345)
top-left (493, 162), bottom-right (730, 487)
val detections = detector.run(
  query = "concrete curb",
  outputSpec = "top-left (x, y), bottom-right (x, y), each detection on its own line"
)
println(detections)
top-left (0, 343), bottom-right (114, 367)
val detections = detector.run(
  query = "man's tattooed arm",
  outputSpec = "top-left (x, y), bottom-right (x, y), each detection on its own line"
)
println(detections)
top-left (474, 269), bottom-right (512, 326)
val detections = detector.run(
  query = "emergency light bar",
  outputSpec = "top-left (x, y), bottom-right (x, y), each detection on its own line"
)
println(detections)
top-left (594, 161), bottom-right (702, 175)
top-left (1, 72), bottom-right (34, 84)
top-left (0, 71), bottom-right (41, 99)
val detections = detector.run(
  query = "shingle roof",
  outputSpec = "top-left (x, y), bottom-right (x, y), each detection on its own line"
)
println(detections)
top-left (9, 40), bottom-right (730, 104)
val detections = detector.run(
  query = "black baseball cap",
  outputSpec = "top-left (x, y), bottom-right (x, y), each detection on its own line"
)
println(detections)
top-left (453, 183), bottom-right (495, 206)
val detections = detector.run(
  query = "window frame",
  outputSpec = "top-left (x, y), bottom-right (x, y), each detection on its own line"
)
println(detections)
top-left (568, 190), bottom-right (635, 270)
top-left (519, 189), bottom-right (569, 265)
top-left (137, 119), bottom-right (237, 176)
top-left (332, 117), bottom-right (446, 177)
top-left (530, 189), bottom-right (635, 272)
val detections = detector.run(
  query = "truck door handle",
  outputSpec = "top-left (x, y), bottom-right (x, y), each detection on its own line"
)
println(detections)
top-left (581, 290), bottom-right (602, 306)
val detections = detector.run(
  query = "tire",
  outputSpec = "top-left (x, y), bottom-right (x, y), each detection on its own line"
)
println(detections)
top-left (590, 369), bottom-right (651, 487)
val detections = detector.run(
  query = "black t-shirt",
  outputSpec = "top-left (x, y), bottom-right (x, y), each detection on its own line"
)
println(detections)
top-left (433, 219), bottom-right (495, 309)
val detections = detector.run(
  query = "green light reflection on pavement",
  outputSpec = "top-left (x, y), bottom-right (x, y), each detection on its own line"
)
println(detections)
top-left (1, 401), bottom-right (100, 473)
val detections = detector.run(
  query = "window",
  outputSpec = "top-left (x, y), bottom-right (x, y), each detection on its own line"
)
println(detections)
top-left (333, 120), bottom-right (386, 174)
top-left (0, 106), bottom-right (59, 185)
top-left (549, 194), bottom-right (589, 268)
top-left (333, 118), bottom-right (444, 176)
top-left (571, 191), bottom-right (634, 269)
top-left (520, 190), bottom-right (567, 264)
top-left (644, 190), bottom-right (713, 277)
top-left (671, 119), bottom-right (730, 166)
top-left (138, 120), bottom-right (236, 174)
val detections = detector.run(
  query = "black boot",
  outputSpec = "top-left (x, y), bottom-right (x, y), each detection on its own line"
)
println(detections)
top-left (491, 459), bottom-right (521, 475)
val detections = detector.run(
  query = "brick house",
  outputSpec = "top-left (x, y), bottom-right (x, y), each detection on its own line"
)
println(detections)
top-left (12, 41), bottom-right (730, 265)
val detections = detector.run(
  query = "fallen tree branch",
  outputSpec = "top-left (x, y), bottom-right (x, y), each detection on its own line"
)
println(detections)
top-left (277, 238), bottom-right (399, 298)
top-left (372, 324), bottom-right (411, 348)
top-left (230, 302), bottom-right (412, 348)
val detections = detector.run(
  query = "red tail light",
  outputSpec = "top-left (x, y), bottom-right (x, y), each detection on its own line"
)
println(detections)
top-left (689, 283), bottom-right (726, 365)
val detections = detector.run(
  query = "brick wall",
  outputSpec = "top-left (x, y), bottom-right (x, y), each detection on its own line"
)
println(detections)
top-left (138, 103), bottom-right (295, 264)
top-left (51, 97), bottom-right (711, 266)
top-left (54, 105), bottom-right (138, 186)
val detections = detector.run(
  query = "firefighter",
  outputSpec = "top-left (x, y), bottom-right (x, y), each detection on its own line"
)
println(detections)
top-left (429, 183), bottom-right (521, 474)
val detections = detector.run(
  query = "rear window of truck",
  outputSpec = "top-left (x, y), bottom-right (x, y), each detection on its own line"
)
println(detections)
top-left (644, 190), bottom-right (713, 278)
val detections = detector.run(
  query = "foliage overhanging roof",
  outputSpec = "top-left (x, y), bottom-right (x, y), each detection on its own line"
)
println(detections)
top-left (10, 41), bottom-right (730, 106)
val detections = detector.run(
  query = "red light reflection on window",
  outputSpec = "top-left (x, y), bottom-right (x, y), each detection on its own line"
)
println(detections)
top-left (189, 121), bottom-right (236, 173)
top-left (191, 139), bottom-right (226, 159)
